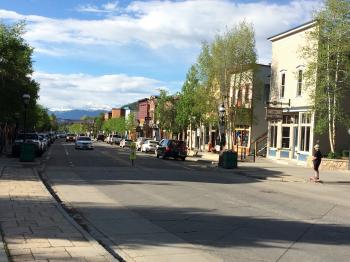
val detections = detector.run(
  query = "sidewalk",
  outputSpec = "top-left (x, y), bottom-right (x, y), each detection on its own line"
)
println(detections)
top-left (188, 151), bottom-right (350, 182)
top-left (0, 163), bottom-right (117, 262)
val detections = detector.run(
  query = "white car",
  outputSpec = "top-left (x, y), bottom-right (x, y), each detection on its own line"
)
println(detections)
top-left (141, 140), bottom-right (158, 153)
top-left (120, 139), bottom-right (133, 148)
top-left (111, 134), bottom-right (122, 145)
top-left (75, 136), bottom-right (93, 150)
top-left (136, 137), bottom-right (150, 151)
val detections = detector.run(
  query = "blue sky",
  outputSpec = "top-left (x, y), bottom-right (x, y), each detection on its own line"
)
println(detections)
top-left (0, 0), bottom-right (321, 110)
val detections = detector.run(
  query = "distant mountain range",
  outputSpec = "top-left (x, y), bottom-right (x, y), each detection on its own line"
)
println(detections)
top-left (49, 109), bottom-right (105, 120)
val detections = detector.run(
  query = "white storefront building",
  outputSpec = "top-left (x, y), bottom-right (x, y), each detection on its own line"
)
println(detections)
top-left (266, 21), bottom-right (318, 164)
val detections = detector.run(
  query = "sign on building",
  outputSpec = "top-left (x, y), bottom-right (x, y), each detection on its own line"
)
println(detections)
top-left (266, 107), bottom-right (283, 120)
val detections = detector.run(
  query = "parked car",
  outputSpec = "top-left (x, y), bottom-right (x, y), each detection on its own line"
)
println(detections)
top-left (56, 132), bottom-right (66, 138)
top-left (155, 139), bottom-right (187, 160)
top-left (111, 134), bottom-right (122, 145)
top-left (75, 136), bottom-right (93, 150)
top-left (136, 137), bottom-right (150, 151)
top-left (105, 134), bottom-right (113, 143)
top-left (66, 133), bottom-right (76, 142)
top-left (120, 139), bottom-right (133, 148)
top-left (96, 134), bottom-right (105, 141)
top-left (141, 140), bottom-right (158, 153)
top-left (12, 133), bottom-right (43, 157)
top-left (38, 133), bottom-right (50, 150)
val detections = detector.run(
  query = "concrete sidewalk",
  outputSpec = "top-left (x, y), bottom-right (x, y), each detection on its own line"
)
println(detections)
top-left (0, 163), bottom-right (117, 262)
top-left (237, 157), bottom-right (350, 183)
top-left (188, 151), bottom-right (350, 183)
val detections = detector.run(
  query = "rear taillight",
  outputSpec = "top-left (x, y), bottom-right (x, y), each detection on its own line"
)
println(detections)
top-left (165, 146), bottom-right (171, 152)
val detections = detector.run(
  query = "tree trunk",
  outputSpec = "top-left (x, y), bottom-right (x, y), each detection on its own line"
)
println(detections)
top-left (326, 40), bottom-right (335, 153)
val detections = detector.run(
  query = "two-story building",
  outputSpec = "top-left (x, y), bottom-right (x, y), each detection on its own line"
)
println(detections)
top-left (266, 21), bottom-right (318, 164)
top-left (265, 21), bottom-right (350, 165)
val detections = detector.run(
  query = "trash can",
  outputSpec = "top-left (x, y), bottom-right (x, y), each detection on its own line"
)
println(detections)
top-left (219, 150), bottom-right (237, 169)
top-left (20, 143), bottom-right (36, 162)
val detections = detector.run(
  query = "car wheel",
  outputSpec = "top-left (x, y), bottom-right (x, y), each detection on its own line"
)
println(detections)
top-left (156, 152), bottom-right (159, 158)
top-left (181, 157), bottom-right (186, 161)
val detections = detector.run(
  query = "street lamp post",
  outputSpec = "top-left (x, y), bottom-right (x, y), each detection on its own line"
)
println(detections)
top-left (22, 94), bottom-right (30, 142)
top-left (218, 103), bottom-right (225, 151)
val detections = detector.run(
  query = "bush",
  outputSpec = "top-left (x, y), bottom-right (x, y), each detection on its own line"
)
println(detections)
top-left (327, 152), bottom-right (341, 159)
top-left (342, 150), bottom-right (350, 158)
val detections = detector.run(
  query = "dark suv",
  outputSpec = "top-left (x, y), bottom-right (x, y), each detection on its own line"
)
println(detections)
top-left (155, 139), bottom-right (187, 161)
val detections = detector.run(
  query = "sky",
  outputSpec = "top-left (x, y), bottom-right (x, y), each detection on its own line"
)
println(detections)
top-left (0, 0), bottom-right (322, 111)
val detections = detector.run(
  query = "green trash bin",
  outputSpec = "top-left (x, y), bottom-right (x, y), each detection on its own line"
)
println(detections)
top-left (220, 150), bottom-right (238, 169)
top-left (20, 143), bottom-right (36, 162)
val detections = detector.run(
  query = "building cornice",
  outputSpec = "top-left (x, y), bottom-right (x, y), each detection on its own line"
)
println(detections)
top-left (268, 20), bottom-right (317, 42)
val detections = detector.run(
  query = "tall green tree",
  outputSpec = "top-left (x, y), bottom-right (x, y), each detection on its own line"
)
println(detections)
top-left (301, 0), bottom-right (350, 152)
top-left (176, 65), bottom-right (200, 131)
top-left (125, 112), bottom-right (137, 133)
top-left (156, 90), bottom-right (179, 134)
top-left (197, 21), bottom-right (257, 149)
top-left (0, 22), bottom-right (39, 126)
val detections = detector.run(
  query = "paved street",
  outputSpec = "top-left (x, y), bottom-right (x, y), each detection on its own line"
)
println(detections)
top-left (43, 140), bottom-right (350, 262)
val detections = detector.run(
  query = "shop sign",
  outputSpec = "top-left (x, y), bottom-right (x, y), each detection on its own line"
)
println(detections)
top-left (266, 107), bottom-right (283, 120)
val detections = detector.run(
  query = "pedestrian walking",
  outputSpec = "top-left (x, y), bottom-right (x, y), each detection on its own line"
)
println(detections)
top-left (311, 144), bottom-right (322, 181)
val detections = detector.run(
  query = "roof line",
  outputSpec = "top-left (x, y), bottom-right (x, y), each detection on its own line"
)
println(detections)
top-left (267, 20), bottom-right (316, 41)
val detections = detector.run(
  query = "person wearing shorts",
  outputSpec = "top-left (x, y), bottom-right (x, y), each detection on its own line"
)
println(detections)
top-left (312, 144), bottom-right (322, 181)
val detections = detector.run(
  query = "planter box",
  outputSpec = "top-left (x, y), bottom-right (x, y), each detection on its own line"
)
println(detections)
top-left (307, 157), bottom-right (349, 171)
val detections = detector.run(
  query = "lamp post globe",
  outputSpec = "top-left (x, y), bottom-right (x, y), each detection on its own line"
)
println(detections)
top-left (22, 94), bottom-right (30, 105)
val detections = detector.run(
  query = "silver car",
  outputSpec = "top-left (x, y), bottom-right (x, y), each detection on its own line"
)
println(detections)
top-left (75, 136), bottom-right (93, 150)
top-left (141, 140), bottom-right (158, 153)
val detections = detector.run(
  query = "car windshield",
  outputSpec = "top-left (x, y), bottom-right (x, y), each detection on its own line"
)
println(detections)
top-left (77, 137), bottom-right (91, 141)
top-left (67, 134), bottom-right (76, 136)
top-left (113, 135), bottom-right (121, 138)
top-left (149, 141), bottom-right (158, 145)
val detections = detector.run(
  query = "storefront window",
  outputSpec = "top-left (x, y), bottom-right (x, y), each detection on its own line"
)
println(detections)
top-left (282, 127), bottom-right (290, 148)
top-left (300, 126), bottom-right (310, 151)
top-left (269, 125), bottom-right (278, 148)
top-left (235, 130), bottom-right (249, 147)
top-left (301, 113), bottom-right (311, 124)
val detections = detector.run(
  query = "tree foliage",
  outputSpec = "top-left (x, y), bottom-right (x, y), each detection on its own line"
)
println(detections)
top-left (156, 90), bottom-right (179, 133)
top-left (196, 21), bottom-right (257, 149)
top-left (0, 22), bottom-right (39, 127)
top-left (102, 118), bottom-right (126, 134)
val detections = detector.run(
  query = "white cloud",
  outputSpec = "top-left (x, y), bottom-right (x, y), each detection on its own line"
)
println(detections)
top-left (77, 1), bottom-right (120, 13)
top-left (0, 0), bottom-right (322, 63)
top-left (33, 72), bottom-right (166, 110)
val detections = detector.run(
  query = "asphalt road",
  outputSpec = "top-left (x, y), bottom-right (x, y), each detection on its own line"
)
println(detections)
top-left (44, 139), bottom-right (350, 262)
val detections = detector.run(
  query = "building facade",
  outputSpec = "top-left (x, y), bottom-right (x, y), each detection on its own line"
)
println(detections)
top-left (111, 108), bottom-right (125, 119)
top-left (136, 98), bottom-right (150, 137)
top-left (267, 21), bottom-right (319, 164)
top-left (230, 64), bottom-right (271, 157)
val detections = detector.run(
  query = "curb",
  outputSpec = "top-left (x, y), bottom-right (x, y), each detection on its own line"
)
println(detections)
top-left (33, 167), bottom-right (119, 262)
top-left (0, 166), bottom-right (10, 262)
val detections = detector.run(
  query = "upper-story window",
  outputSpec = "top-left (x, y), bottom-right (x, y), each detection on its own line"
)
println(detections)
top-left (297, 70), bottom-right (303, 96)
top-left (280, 73), bottom-right (286, 98)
